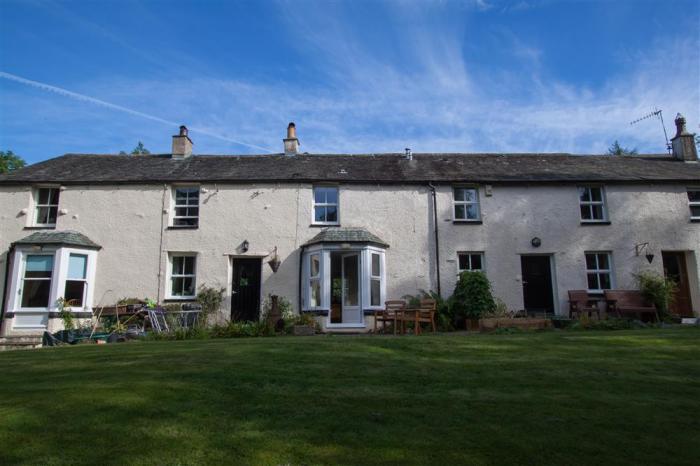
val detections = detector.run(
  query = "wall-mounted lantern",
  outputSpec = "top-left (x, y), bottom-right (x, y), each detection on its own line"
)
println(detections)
top-left (531, 237), bottom-right (542, 248)
top-left (635, 242), bottom-right (654, 263)
top-left (241, 240), bottom-right (249, 253)
top-left (268, 246), bottom-right (281, 273)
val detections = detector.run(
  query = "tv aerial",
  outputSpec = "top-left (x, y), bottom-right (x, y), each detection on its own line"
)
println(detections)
top-left (630, 108), bottom-right (671, 154)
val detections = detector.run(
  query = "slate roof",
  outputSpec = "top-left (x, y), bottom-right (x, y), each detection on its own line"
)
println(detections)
top-left (303, 228), bottom-right (389, 247)
top-left (0, 152), bottom-right (699, 185)
top-left (12, 230), bottom-right (102, 250)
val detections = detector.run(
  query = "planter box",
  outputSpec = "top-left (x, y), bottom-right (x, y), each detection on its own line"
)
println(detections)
top-left (293, 325), bottom-right (315, 336)
top-left (479, 318), bottom-right (552, 332)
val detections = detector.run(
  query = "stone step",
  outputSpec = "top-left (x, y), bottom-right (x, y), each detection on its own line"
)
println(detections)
top-left (0, 336), bottom-right (43, 351)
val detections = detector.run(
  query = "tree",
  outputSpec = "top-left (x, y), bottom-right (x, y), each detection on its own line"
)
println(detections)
top-left (0, 150), bottom-right (26, 173)
top-left (607, 140), bottom-right (638, 156)
top-left (130, 141), bottom-right (150, 155)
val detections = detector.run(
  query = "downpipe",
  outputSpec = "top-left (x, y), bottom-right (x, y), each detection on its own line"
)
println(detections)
top-left (427, 182), bottom-right (441, 297)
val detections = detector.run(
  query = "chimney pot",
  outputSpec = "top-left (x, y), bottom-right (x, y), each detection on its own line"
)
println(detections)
top-left (405, 148), bottom-right (413, 160)
top-left (172, 124), bottom-right (193, 159)
top-left (283, 122), bottom-right (300, 156)
top-left (671, 113), bottom-right (698, 162)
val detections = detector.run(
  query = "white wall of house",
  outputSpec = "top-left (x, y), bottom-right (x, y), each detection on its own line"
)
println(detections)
top-left (1, 180), bottom-right (698, 335)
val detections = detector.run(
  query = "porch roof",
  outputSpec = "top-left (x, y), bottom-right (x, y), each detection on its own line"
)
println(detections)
top-left (303, 228), bottom-right (389, 248)
top-left (12, 230), bottom-right (102, 250)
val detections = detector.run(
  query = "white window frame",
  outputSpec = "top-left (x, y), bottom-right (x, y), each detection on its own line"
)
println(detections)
top-left (457, 252), bottom-right (485, 273)
top-left (688, 188), bottom-right (700, 220)
top-left (368, 251), bottom-right (383, 307)
top-left (166, 253), bottom-right (198, 299)
top-left (7, 246), bottom-right (98, 329)
top-left (171, 185), bottom-right (200, 227)
top-left (62, 253), bottom-right (89, 308)
top-left (309, 252), bottom-right (323, 309)
top-left (585, 251), bottom-right (614, 294)
top-left (453, 186), bottom-right (481, 221)
top-left (312, 185), bottom-right (340, 226)
top-left (32, 186), bottom-right (60, 228)
top-left (578, 186), bottom-right (608, 223)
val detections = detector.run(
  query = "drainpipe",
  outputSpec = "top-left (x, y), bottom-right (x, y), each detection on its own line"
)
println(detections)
top-left (297, 245), bottom-right (306, 314)
top-left (0, 244), bottom-right (16, 327)
top-left (427, 183), bottom-right (441, 297)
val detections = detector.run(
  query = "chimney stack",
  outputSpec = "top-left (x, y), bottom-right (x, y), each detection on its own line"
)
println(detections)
top-left (172, 125), bottom-right (193, 159)
top-left (283, 122), bottom-right (299, 156)
top-left (671, 113), bottom-right (698, 162)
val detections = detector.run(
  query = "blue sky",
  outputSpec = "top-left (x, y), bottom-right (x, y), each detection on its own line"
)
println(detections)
top-left (0, 0), bottom-right (698, 164)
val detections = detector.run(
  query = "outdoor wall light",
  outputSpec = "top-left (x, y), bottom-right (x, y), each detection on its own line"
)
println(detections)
top-left (241, 240), bottom-right (249, 253)
top-left (635, 242), bottom-right (654, 263)
top-left (531, 237), bottom-right (542, 248)
top-left (268, 246), bottom-right (281, 273)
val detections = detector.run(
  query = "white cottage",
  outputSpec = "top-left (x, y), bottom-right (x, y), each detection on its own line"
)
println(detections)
top-left (1, 116), bottom-right (699, 336)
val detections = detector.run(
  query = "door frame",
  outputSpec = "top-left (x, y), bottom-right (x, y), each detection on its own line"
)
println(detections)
top-left (228, 255), bottom-right (264, 321)
top-left (519, 253), bottom-right (558, 315)
top-left (661, 250), bottom-right (694, 317)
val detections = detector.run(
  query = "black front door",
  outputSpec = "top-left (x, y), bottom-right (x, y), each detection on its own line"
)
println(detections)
top-left (521, 255), bottom-right (554, 315)
top-left (231, 258), bottom-right (262, 321)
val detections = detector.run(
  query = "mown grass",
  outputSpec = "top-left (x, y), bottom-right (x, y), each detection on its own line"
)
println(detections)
top-left (1, 328), bottom-right (699, 465)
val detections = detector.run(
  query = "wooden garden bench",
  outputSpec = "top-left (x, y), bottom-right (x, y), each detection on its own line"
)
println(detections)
top-left (603, 290), bottom-right (659, 322)
top-left (374, 300), bottom-right (406, 335)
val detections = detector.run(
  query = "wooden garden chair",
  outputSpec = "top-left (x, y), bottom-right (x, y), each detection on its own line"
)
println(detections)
top-left (374, 300), bottom-right (406, 335)
top-left (568, 290), bottom-right (601, 320)
top-left (414, 298), bottom-right (437, 334)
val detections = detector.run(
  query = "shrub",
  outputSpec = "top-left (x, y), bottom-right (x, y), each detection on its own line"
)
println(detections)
top-left (635, 271), bottom-right (677, 316)
top-left (55, 297), bottom-right (75, 330)
top-left (402, 290), bottom-right (455, 331)
top-left (196, 285), bottom-right (226, 321)
top-left (482, 298), bottom-right (512, 318)
top-left (451, 272), bottom-right (496, 321)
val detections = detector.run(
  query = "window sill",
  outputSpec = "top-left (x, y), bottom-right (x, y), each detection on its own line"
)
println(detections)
top-left (163, 297), bottom-right (197, 302)
top-left (690, 218), bottom-right (700, 223)
top-left (167, 225), bottom-right (199, 230)
top-left (580, 221), bottom-right (611, 226)
top-left (309, 223), bottom-right (340, 228)
top-left (452, 220), bottom-right (483, 225)
top-left (24, 226), bottom-right (56, 230)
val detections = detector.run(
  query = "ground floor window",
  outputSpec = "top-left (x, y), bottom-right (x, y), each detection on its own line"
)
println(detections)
top-left (585, 252), bottom-right (613, 292)
top-left (21, 255), bottom-right (54, 308)
top-left (168, 254), bottom-right (197, 299)
top-left (303, 245), bottom-right (386, 326)
top-left (458, 252), bottom-right (484, 273)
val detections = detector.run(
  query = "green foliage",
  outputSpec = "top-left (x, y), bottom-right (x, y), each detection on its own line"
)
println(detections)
top-left (261, 294), bottom-right (294, 320)
top-left (482, 297), bottom-right (512, 318)
top-left (0, 150), bottom-right (26, 173)
top-left (283, 313), bottom-right (319, 334)
top-left (568, 318), bottom-right (636, 331)
top-left (635, 271), bottom-right (677, 315)
top-left (196, 285), bottom-right (226, 317)
top-left (607, 140), bottom-right (638, 156)
top-left (131, 141), bottom-right (150, 155)
top-left (116, 297), bottom-right (145, 306)
top-left (55, 297), bottom-right (75, 331)
top-left (451, 271), bottom-right (496, 320)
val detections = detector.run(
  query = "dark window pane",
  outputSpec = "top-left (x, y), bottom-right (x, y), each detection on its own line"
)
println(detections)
top-left (599, 273), bottom-right (612, 290)
top-left (174, 217), bottom-right (198, 226)
top-left (455, 204), bottom-right (466, 219)
top-left (688, 191), bottom-right (700, 202)
top-left (184, 257), bottom-right (195, 275)
top-left (38, 188), bottom-right (50, 204)
top-left (48, 188), bottom-right (59, 205)
top-left (47, 207), bottom-right (58, 225)
top-left (579, 187), bottom-right (590, 202)
top-left (591, 205), bottom-right (605, 220)
top-left (585, 254), bottom-right (597, 270)
top-left (465, 204), bottom-right (479, 219)
top-left (371, 279), bottom-right (380, 306)
top-left (172, 257), bottom-right (183, 275)
top-left (371, 254), bottom-right (380, 276)
top-left (470, 254), bottom-right (482, 270)
top-left (64, 280), bottom-right (86, 306)
top-left (691, 206), bottom-right (700, 217)
top-left (458, 254), bottom-right (469, 270)
top-left (580, 205), bottom-right (591, 220)
top-left (587, 273), bottom-right (599, 290)
top-left (597, 254), bottom-right (609, 269)
top-left (453, 188), bottom-right (465, 201)
top-left (310, 255), bottom-right (320, 276)
top-left (325, 206), bottom-right (338, 222)
top-left (590, 188), bottom-right (602, 202)
top-left (21, 280), bottom-right (51, 307)
top-left (172, 277), bottom-right (184, 295)
top-left (175, 207), bottom-right (189, 217)
top-left (314, 206), bottom-right (326, 222)
top-left (183, 277), bottom-right (195, 296)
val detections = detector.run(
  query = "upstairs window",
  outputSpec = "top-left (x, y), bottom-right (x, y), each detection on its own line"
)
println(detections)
top-left (688, 189), bottom-right (700, 220)
top-left (458, 252), bottom-right (484, 273)
top-left (21, 255), bottom-right (54, 308)
top-left (585, 252), bottom-right (613, 293)
top-left (34, 187), bottom-right (60, 227)
top-left (453, 187), bottom-right (480, 221)
top-left (169, 254), bottom-right (197, 298)
top-left (313, 186), bottom-right (339, 225)
top-left (173, 187), bottom-right (199, 227)
top-left (579, 186), bottom-right (608, 222)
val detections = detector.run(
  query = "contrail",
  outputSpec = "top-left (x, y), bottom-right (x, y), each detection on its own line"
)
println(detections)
top-left (0, 71), bottom-right (275, 153)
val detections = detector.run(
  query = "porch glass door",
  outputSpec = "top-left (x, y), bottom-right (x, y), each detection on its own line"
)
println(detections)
top-left (662, 252), bottom-right (693, 317)
top-left (341, 253), bottom-right (362, 324)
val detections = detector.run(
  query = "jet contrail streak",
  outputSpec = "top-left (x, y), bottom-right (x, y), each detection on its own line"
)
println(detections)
top-left (0, 71), bottom-right (274, 153)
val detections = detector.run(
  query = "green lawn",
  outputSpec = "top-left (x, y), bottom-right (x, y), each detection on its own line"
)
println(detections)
top-left (1, 329), bottom-right (699, 466)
